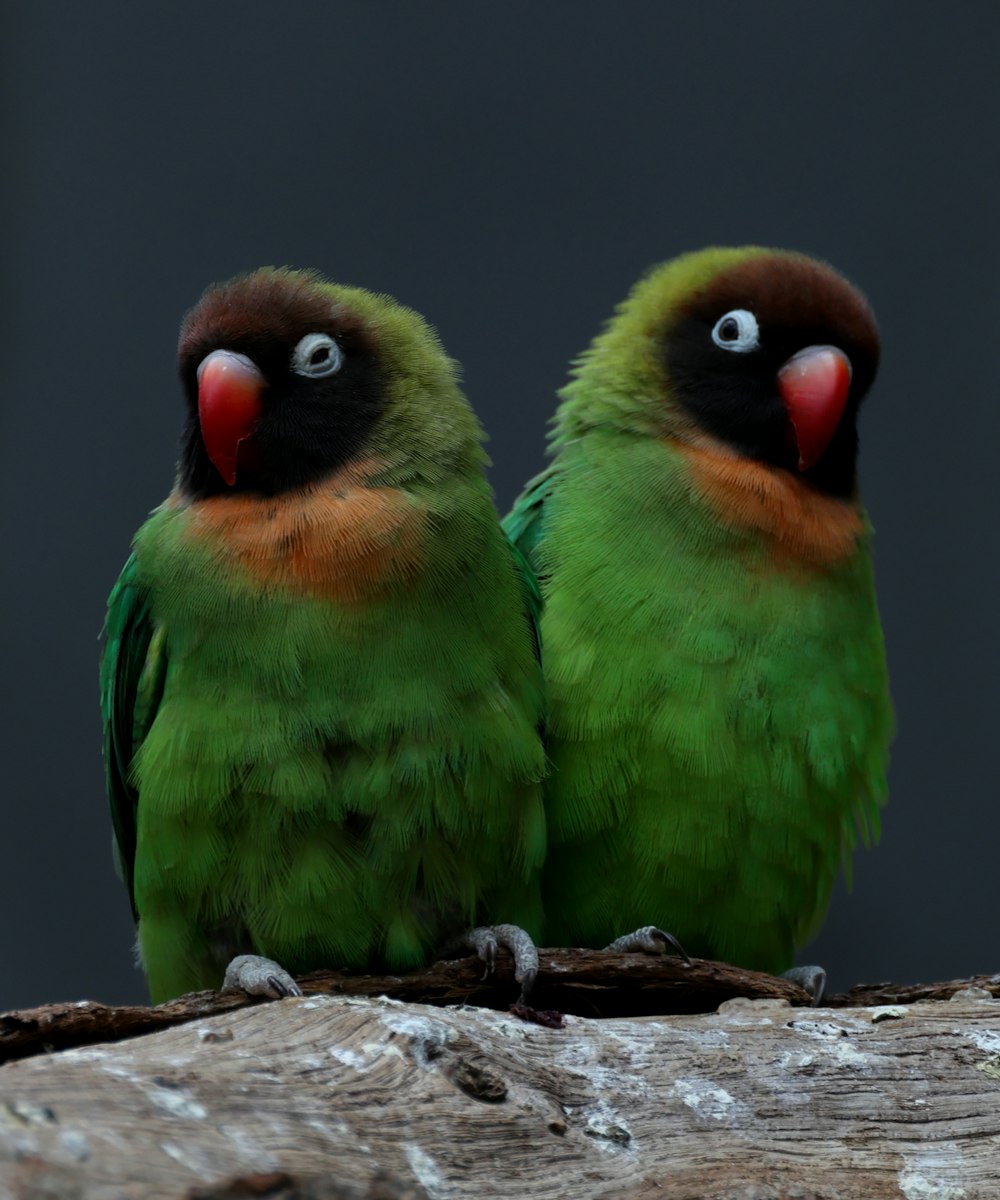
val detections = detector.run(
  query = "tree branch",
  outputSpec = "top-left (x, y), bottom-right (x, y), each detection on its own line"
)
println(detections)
top-left (4, 948), bottom-right (999, 1066)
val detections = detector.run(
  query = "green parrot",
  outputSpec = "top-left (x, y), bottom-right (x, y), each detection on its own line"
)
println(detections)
top-left (505, 247), bottom-right (893, 982)
top-left (101, 267), bottom-right (546, 1004)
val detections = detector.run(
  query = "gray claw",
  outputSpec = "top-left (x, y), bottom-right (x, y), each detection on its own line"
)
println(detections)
top-left (603, 925), bottom-right (692, 964)
top-left (783, 964), bottom-right (827, 1005)
top-left (223, 954), bottom-right (303, 999)
top-left (465, 924), bottom-right (539, 1002)
top-left (465, 928), bottom-right (499, 980)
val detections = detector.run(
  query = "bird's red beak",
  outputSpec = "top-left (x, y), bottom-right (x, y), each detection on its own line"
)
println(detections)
top-left (777, 345), bottom-right (852, 471)
top-left (197, 350), bottom-right (265, 486)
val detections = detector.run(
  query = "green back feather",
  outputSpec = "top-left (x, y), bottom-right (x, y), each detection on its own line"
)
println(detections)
top-left (100, 554), bottom-right (166, 917)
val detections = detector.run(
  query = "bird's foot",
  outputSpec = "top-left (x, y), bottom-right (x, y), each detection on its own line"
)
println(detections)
top-left (465, 924), bottom-right (539, 1003)
top-left (783, 964), bottom-right (827, 1005)
top-left (223, 954), bottom-right (302, 999)
top-left (603, 925), bottom-right (691, 964)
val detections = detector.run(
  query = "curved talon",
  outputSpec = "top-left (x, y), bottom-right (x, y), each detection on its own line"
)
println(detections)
top-left (465, 928), bottom-right (499, 980)
top-left (465, 924), bottom-right (540, 1001)
top-left (603, 925), bottom-right (692, 965)
top-left (517, 967), bottom-right (538, 1004)
top-left (223, 954), bottom-right (303, 999)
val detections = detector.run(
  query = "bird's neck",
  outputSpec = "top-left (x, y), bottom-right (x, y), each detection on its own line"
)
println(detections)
top-left (674, 439), bottom-right (865, 569)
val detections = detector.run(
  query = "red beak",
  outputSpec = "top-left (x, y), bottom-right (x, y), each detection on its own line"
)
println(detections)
top-left (777, 345), bottom-right (852, 471)
top-left (197, 350), bottom-right (265, 486)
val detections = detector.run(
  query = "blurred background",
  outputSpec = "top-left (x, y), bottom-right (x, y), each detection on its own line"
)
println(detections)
top-left (4, 2), bottom-right (998, 1009)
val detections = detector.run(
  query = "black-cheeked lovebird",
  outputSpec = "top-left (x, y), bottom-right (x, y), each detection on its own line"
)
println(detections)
top-left (505, 247), bottom-right (893, 979)
top-left (102, 268), bottom-right (546, 1003)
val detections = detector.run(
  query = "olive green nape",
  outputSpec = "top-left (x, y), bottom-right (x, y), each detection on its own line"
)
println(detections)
top-left (326, 277), bottom-right (490, 485)
top-left (316, 278), bottom-right (465, 397)
top-left (551, 245), bottom-right (785, 442)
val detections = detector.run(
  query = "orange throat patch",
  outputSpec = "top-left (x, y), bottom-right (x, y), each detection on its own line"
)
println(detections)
top-left (678, 440), bottom-right (864, 568)
top-left (174, 461), bottom-right (426, 604)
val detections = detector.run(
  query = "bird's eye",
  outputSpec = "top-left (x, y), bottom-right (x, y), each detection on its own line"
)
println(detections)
top-left (711, 309), bottom-right (760, 353)
top-left (291, 333), bottom-right (343, 378)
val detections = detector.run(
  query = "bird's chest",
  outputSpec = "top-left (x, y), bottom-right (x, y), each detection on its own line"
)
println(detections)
top-left (542, 474), bottom-right (875, 756)
top-left (142, 476), bottom-right (426, 610)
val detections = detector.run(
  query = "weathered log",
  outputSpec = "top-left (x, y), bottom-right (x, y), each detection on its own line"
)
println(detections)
top-left (5, 950), bottom-right (1000, 1068)
top-left (0, 950), bottom-right (809, 1065)
top-left (3, 989), bottom-right (1000, 1199)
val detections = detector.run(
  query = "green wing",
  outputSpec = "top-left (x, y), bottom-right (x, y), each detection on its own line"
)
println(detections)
top-left (504, 464), bottom-right (560, 671)
top-left (509, 536), bottom-right (543, 667)
top-left (502, 464), bottom-right (558, 570)
top-left (99, 554), bottom-right (166, 920)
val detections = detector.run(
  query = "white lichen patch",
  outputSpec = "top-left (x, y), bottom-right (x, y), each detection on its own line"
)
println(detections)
top-left (327, 1045), bottom-right (368, 1069)
top-left (327, 1040), bottom-right (402, 1071)
top-left (59, 1128), bottom-right (90, 1161)
top-left (300, 994), bottom-right (403, 1014)
top-left (582, 1099), bottom-right (633, 1151)
top-left (778, 1050), bottom-right (817, 1072)
top-left (554, 1031), bottom-right (650, 1098)
top-left (869, 1005), bottom-right (908, 1022)
top-left (380, 1012), bottom-right (452, 1067)
top-left (786, 1019), bottom-right (872, 1069)
top-left (672, 1078), bottom-right (745, 1123)
top-left (899, 1145), bottom-right (970, 1198)
top-left (297, 995), bottom-right (356, 1012)
top-left (405, 1143), bottom-right (446, 1197)
top-left (472, 1009), bottom-right (543, 1043)
top-left (147, 1083), bottom-right (207, 1121)
top-left (828, 1040), bottom-right (870, 1068)
top-left (53, 1046), bottom-right (109, 1064)
top-left (788, 1019), bottom-right (848, 1040)
top-left (960, 1028), bottom-right (1000, 1056)
top-left (381, 1012), bottom-right (451, 1042)
top-left (195, 1025), bottom-right (234, 1044)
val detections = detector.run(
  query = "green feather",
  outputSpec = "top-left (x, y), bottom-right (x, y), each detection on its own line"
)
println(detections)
top-left (100, 553), bottom-right (166, 917)
top-left (102, 270), bottom-right (546, 1001)
top-left (507, 247), bottom-right (893, 973)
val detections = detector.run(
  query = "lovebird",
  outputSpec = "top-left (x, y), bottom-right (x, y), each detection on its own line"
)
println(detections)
top-left (102, 268), bottom-right (546, 1004)
top-left (505, 247), bottom-right (893, 982)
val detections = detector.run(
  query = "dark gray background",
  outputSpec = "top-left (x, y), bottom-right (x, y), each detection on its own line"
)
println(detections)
top-left (4, 3), bottom-right (997, 1010)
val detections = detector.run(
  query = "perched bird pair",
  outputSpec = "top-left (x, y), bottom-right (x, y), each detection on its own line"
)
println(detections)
top-left (101, 248), bottom-right (893, 1004)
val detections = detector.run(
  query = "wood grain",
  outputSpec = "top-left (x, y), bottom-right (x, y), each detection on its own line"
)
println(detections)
top-left (3, 991), bottom-right (1000, 1199)
top-left (0, 950), bottom-right (807, 1065)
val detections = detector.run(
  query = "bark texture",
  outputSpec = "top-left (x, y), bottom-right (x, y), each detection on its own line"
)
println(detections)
top-left (3, 985), bottom-right (1000, 1199)
top-left (0, 950), bottom-right (807, 1065)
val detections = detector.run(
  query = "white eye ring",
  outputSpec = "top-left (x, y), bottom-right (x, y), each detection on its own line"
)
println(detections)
top-left (291, 332), bottom-right (344, 378)
top-left (711, 309), bottom-right (760, 353)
